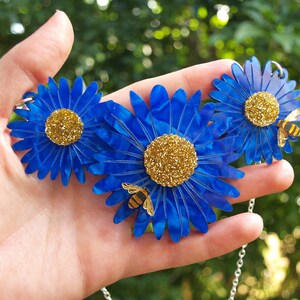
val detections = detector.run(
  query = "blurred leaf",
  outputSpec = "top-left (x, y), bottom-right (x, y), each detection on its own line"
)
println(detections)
top-left (234, 21), bottom-right (266, 43)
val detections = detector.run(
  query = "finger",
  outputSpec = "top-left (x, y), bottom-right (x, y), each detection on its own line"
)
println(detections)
top-left (122, 212), bottom-right (263, 279)
top-left (229, 160), bottom-right (294, 204)
top-left (103, 59), bottom-right (234, 108)
top-left (0, 10), bottom-right (74, 120)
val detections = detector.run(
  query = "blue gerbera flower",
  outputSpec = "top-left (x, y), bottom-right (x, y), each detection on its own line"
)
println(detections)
top-left (8, 76), bottom-right (112, 186)
top-left (89, 85), bottom-right (244, 242)
top-left (210, 56), bottom-right (300, 164)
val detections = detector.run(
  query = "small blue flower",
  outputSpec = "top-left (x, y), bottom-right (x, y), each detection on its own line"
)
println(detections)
top-left (8, 77), bottom-right (112, 186)
top-left (89, 85), bottom-right (244, 242)
top-left (210, 56), bottom-right (300, 164)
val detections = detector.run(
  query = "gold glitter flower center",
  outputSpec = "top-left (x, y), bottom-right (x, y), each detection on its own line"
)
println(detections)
top-left (45, 109), bottom-right (83, 146)
top-left (144, 134), bottom-right (197, 187)
top-left (244, 92), bottom-right (279, 127)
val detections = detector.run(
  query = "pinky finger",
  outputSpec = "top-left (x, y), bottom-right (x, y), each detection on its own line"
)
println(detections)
top-left (123, 212), bottom-right (263, 279)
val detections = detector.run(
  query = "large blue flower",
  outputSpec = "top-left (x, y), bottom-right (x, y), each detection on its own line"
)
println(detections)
top-left (89, 85), bottom-right (244, 242)
top-left (210, 56), bottom-right (300, 164)
top-left (8, 76), bottom-right (112, 186)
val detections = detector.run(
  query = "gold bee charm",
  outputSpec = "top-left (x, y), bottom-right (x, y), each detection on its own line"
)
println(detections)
top-left (277, 108), bottom-right (300, 147)
top-left (122, 183), bottom-right (154, 216)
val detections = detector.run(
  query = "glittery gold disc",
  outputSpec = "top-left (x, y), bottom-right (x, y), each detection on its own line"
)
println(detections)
top-left (244, 92), bottom-right (279, 127)
top-left (45, 109), bottom-right (83, 146)
top-left (144, 134), bottom-right (197, 187)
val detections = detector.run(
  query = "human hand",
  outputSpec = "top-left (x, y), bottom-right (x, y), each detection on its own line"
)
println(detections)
top-left (0, 11), bottom-right (294, 299)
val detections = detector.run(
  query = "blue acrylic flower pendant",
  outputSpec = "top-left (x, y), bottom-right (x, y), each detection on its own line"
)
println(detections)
top-left (210, 56), bottom-right (300, 165)
top-left (8, 76), bottom-right (113, 186)
top-left (89, 85), bottom-right (244, 242)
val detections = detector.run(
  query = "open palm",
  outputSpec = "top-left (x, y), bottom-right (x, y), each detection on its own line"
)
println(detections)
top-left (0, 11), bottom-right (294, 299)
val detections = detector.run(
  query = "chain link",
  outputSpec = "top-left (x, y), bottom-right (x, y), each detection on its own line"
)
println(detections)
top-left (101, 287), bottom-right (113, 300)
top-left (15, 96), bottom-right (34, 110)
top-left (228, 197), bottom-right (256, 300)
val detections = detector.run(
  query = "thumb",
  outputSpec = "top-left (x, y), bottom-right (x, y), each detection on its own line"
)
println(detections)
top-left (0, 10), bottom-right (74, 120)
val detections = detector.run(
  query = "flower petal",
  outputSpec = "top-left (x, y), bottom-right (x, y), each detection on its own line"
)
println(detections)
top-left (232, 62), bottom-right (252, 96)
top-left (133, 210), bottom-right (151, 238)
top-left (114, 201), bottom-right (136, 224)
top-left (244, 56), bottom-right (262, 93)
top-left (150, 85), bottom-right (171, 136)
top-left (58, 77), bottom-right (71, 108)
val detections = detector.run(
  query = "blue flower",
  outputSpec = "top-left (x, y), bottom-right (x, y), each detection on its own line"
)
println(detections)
top-left (89, 85), bottom-right (244, 242)
top-left (210, 57), bottom-right (300, 165)
top-left (8, 76), bottom-right (112, 186)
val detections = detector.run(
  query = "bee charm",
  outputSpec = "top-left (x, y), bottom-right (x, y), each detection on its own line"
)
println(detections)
top-left (277, 108), bottom-right (300, 147)
top-left (122, 183), bottom-right (154, 216)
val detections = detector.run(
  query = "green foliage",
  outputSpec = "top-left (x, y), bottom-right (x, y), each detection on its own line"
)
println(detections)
top-left (1, 0), bottom-right (300, 299)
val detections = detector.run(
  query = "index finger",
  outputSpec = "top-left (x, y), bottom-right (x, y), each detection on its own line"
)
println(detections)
top-left (103, 59), bottom-right (234, 108)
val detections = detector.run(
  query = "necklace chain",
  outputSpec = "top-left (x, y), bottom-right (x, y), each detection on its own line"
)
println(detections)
top-left (228, 197), bottom-right (256, 300)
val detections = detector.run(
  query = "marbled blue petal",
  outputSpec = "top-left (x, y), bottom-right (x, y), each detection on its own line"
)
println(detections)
top-left (35, 86), bottom-right (50, 109)
top-left (165, 193), bottom-right (181, 242)
top-left (171, 89), bottom-right (187, 131)
top-left (12, 139), bottom-right (34, 151)
top-left (106, 189), bottom-right (129, 206)
top-left (8, 121), bottom-right (45, 132)
top-left (50, 147), bottom-right (63, 180)
top-left (48, 77), bottom-right (60, 110)
top-left (244, 56), bottom-right (262, 93)
top-left (96, 128), bottom-right (143, 154)
top-left (32, 98), bottom-right (52, 116)
top-left (130, 91), bottom-right (156, 141)
top-left (105, 103), bottom-right (148, 147)
top-left (195, 163), bottom-right (244, 179)
top-left (188, 198), bottom-right (208, 233)
top-left (283, 139), bottom-right (293, 153)
top-left (94, 150), bottom-right (143, 162)
top-left (93, 175), bottom-right (123, 194)
top-left (60, 149), bottom-right (72, 186)
top-left (266, 74), bottom-right (288, 96)
top-left (278, 89), bottom-right (300, 103)
top-left (188, 103), bottom-right (214, 142)
top-left (71, 77), bottom-right (84, 106)
top-left (174, 187), bottom-right (190, 237)
top-left (114, 201), bottom-right (136, 224)
top-left (232, 62), bottom-right (252, 96)
top-left (188, 90), bottom-right (202, 107)
top-left (72, 149), bottom-right (85, 183)
top-left (72, 81), bottom-right (98, 113)
top-left (191, 172), bottom-right (240, 198)
top-left (37, 143), bottom-right (58, 179)
top-left (211, 81), bottom-right (246, 104)
top-left (25, 156), bottom-right (40, 174)
top-left (279, 99), bottom-right (300, 114)
top-left (202, 190), bottom-right (232, 212)
top-left (152, 187), bottom-right (166, 240)
top-left (90, 159), bottom-right (143, 174)
top-left (133, 210), bottom-right (151, 237)
top-left (221, 73), bottom-right (249, 100)
top-left (58, 77), bottom-right (71, 108)
top-left (83, 100), bottom-right (116, 127)
top-left (275, 80), bottom-right (295, 100)
top-left (78, 94), bottom-right (102, 118)
top-left (150, 85), bottom-right (171, 136)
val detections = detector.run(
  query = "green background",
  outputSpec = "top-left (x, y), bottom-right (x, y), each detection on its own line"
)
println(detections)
top-left (1, 0), bottom-right (300, 299)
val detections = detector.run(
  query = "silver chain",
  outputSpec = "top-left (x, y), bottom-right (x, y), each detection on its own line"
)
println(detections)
top-left (228, 197), bottom-right (256, 300)
top-left (101, 287), bottom-right (112, 300)
top-left (15, 96), bottom-right (34, 110)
